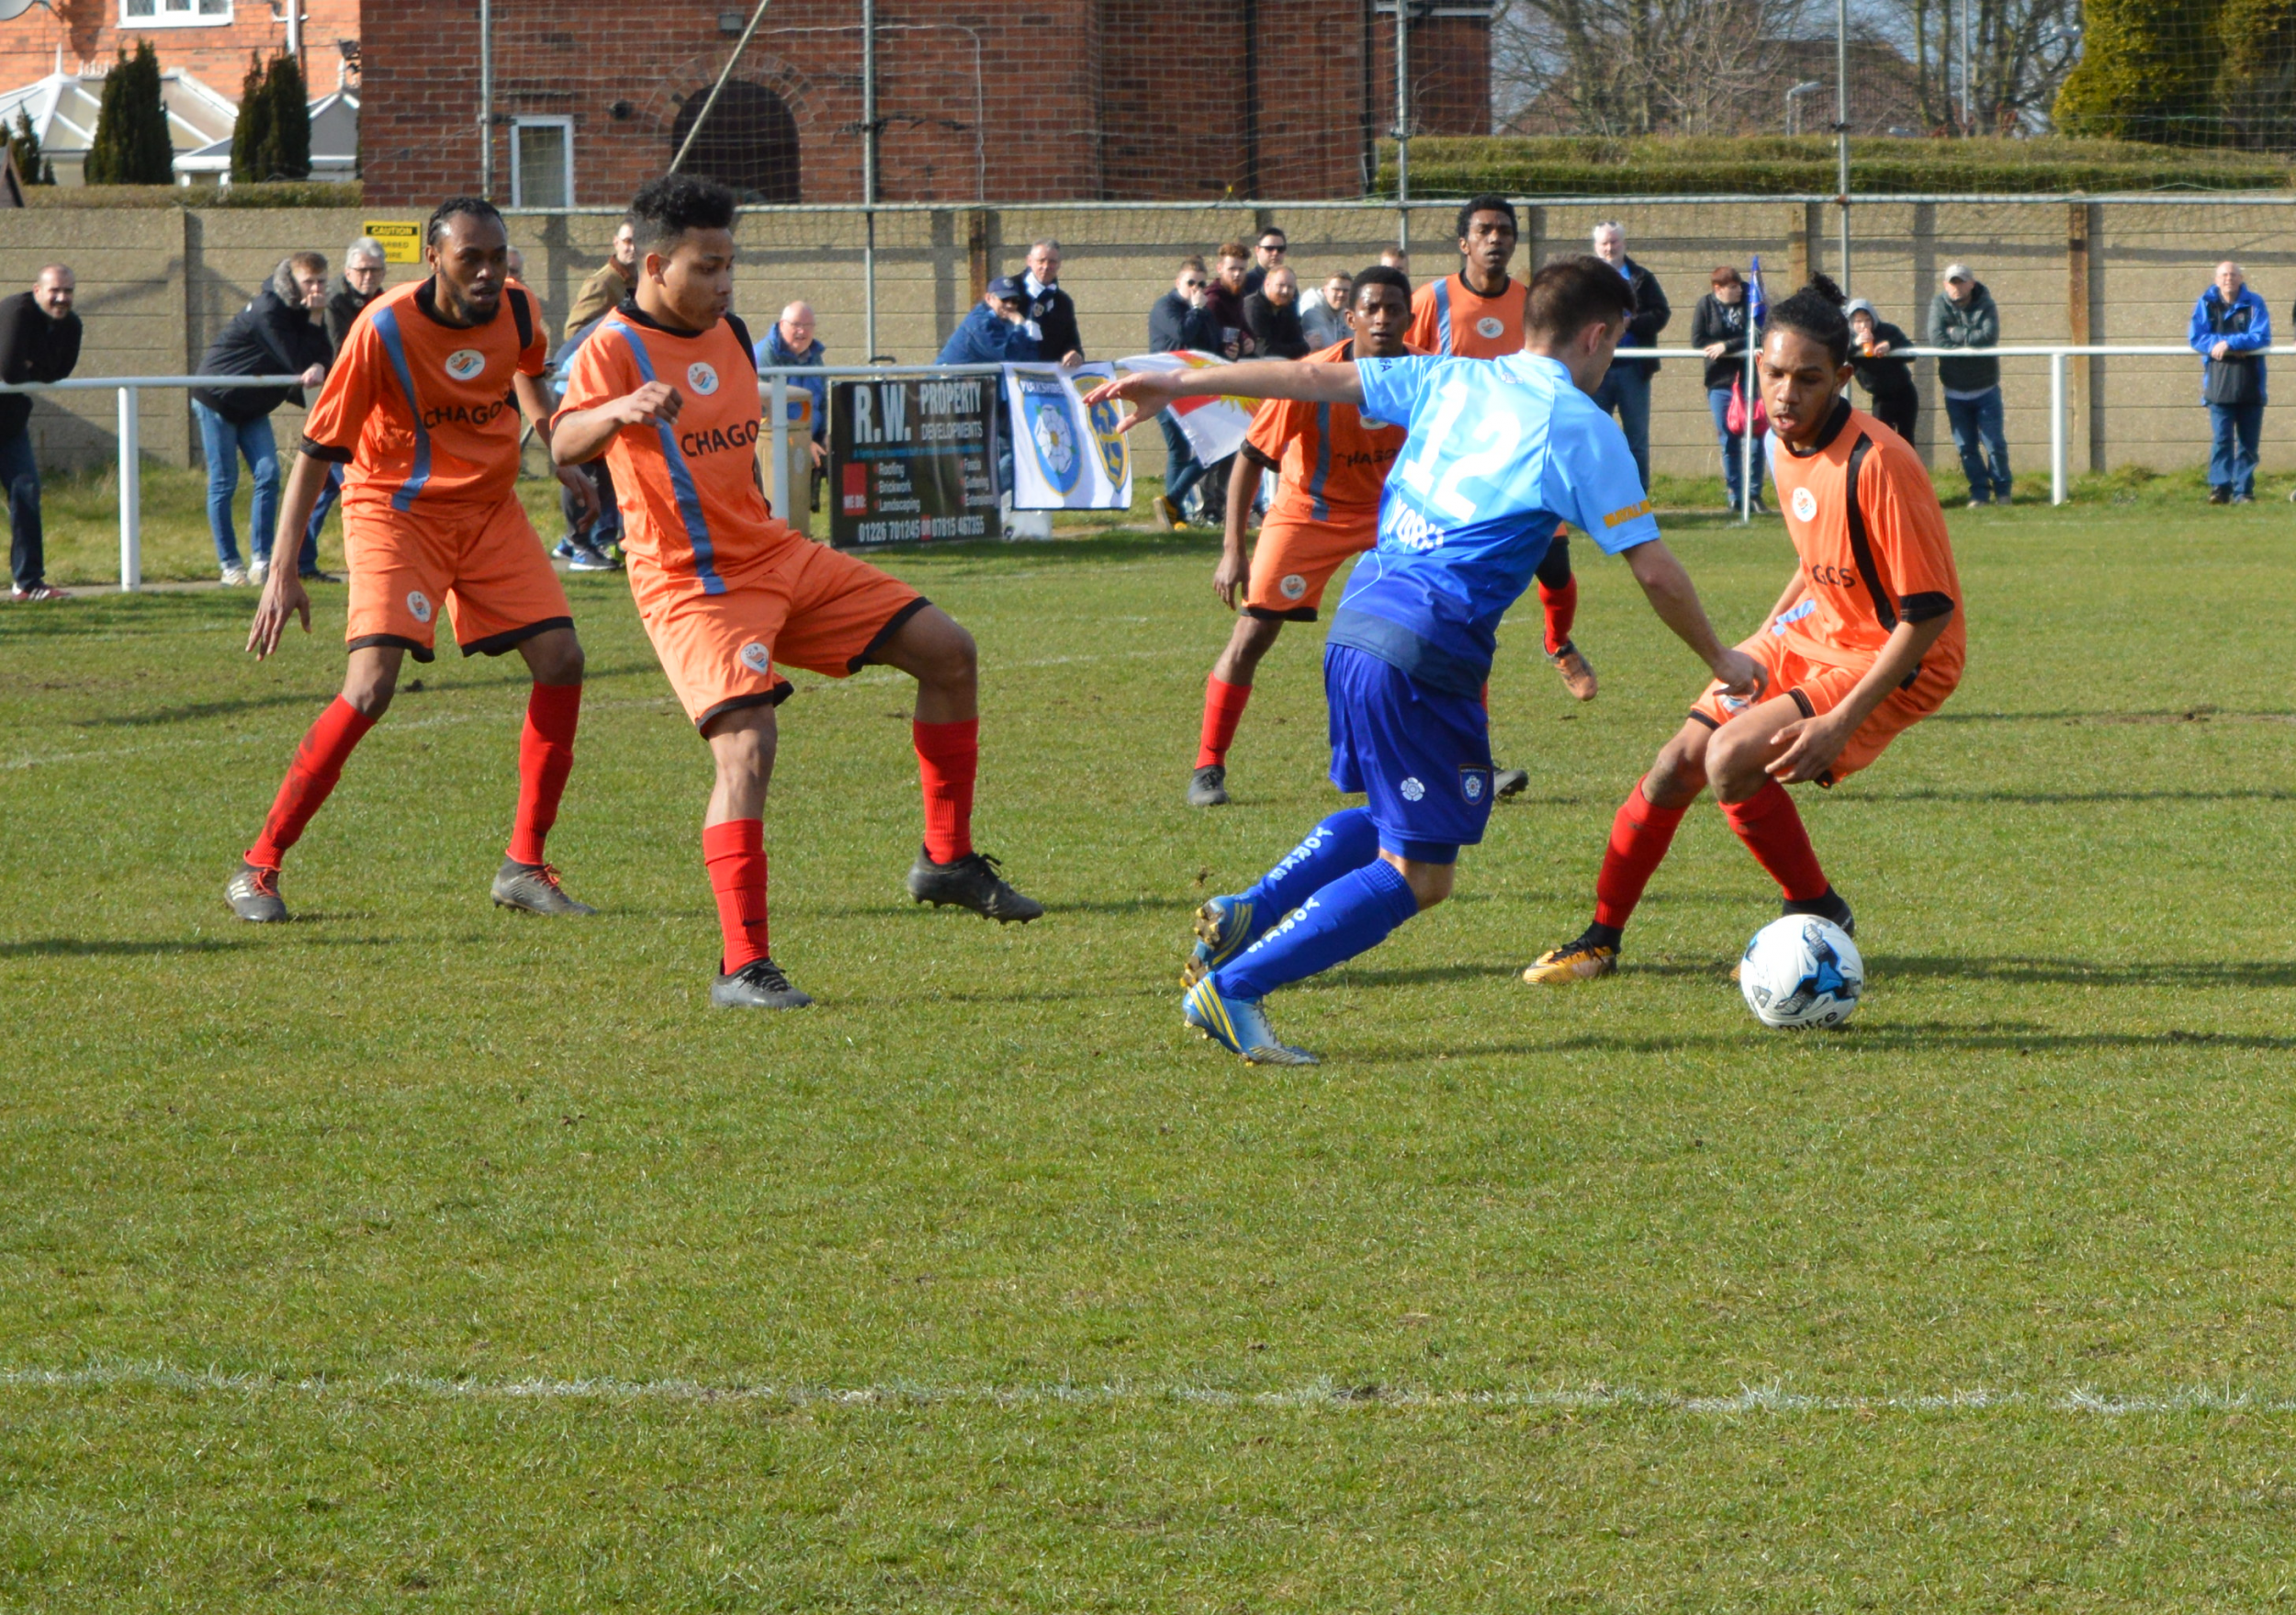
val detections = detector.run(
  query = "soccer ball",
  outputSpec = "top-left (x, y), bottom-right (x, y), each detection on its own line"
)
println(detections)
top-left (1739, 916), bottom-right (1863, 1030)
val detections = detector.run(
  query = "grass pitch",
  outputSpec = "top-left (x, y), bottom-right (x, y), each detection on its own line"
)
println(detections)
top-left (5, 500), bottom-right (2296, 1609)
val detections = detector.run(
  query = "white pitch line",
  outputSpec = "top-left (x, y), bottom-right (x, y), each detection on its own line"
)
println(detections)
top-left (0, 1362), bottom-right (2286, 1417)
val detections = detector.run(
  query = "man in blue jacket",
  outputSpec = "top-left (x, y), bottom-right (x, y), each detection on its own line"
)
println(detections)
top-left (940, 276), bottom-right (1040, 498)
top-left (2189, 260), bottom-right (2271, 504)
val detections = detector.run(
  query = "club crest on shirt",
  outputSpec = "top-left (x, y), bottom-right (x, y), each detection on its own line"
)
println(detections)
top-left (1475, 316), bottom-right (1505, 340)
top-left (1460, 767), bottom-right (1488, 803)
top-left (738, 642), bottom-right (772, 675)
top-left (1791, 486), bottom-right (1818, 521)
top-left (406, 590), bottom-right (433, 624)
top-left (444, 349), bottom-right (485, 382)
top-left (1279, 573), bottom-right (1307, 600)
top-left (1400, 776), bottom-right (1426, 802)
top-left (687, 361), bottom-right (720, 397)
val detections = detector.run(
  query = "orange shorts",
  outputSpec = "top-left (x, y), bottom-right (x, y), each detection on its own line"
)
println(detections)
top-left (343, 496), bottom-right (572, 663)
top-left (1244, 509), bottom-right (1377, 619)
top-left (635, 540), bottom-right (926, 729)
top-left (1690, 630), bottom-right (1958, 785)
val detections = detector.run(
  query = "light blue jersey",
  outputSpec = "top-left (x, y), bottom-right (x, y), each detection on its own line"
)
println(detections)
top-left (1332, 352), bottom-right (1661, 695)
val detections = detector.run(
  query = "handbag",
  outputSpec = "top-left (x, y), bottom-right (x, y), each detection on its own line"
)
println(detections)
top-left (1725, 374), bottom-right (1769, 437)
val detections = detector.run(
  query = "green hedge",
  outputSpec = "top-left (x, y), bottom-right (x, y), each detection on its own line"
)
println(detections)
top-left (22, 180), bottom-right (363, 209)
top-left (1377, 137), bottom-right (2295, 197)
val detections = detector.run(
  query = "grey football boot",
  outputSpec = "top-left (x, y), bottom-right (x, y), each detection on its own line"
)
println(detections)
top-left (712, 957), bottom-right (815, 1010)
top-left (225, 861), bottom-right (289, 923)
top-left (491, 858), bottom-right (598, 916)
top-left (904, 847), bottom-right (1044, 923)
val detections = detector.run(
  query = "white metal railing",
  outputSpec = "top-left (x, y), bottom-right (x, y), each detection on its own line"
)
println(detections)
top-left (0, 374), bottom-right (307, 592)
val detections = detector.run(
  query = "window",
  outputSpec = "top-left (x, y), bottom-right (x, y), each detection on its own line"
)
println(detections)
top-left (511, 118), bottom-right (572, 209)
top-left (122, 0), bottom-right (231, 26)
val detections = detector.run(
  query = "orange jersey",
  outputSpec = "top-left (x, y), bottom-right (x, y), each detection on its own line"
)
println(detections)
top-left (1407, 273), bottom-right (1527, 358)
top-left (555, 303), bottom-right (807, 601)
top-left (301, 277), bottom-right (546, 513)
top-left (1768, 401), bottom-right (1965, 683)
top-left (1244, 339), bottom-right (1412, 524)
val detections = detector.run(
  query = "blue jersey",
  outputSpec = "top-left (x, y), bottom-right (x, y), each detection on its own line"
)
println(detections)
top-left (1332, 352), bottom-right (1660, 695)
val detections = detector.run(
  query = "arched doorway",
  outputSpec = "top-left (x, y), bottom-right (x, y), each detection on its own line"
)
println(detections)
top-left (670, 81), bottom-right (801, 203)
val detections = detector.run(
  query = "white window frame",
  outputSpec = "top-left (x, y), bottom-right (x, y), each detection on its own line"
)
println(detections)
top-left (509, 117), bottom-right (574, 209)
top-left (120, 0), bottom-right (233, 28)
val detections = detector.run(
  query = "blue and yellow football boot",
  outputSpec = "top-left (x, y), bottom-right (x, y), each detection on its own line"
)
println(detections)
top-left (1180, 894), bottom-right (1262, 988)
top-left (1182, 976), bottom-right (1320, 1066)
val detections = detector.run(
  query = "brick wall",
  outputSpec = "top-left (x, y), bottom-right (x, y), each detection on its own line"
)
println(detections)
top-left (1366, 12), bottom-right (1493, 141)
top-left (0, 1), bottom-right (360, 99)
top-left (361, 0), bottom-right (1484, 206)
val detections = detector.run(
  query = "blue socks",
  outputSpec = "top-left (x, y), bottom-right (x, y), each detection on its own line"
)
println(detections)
top-left (1216, 855), bottom-right (1423, 1001)
top-left (1238, 807), bottom-right (1380, 926)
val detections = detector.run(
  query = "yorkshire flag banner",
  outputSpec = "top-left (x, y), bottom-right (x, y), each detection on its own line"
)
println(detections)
top-left (1112, 350), bottom-right (1257, 469)
top-left (1005, 361), bottom-right (1132, 512)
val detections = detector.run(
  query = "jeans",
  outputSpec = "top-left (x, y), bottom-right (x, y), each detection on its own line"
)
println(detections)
top-left (1592, 364), bottom-right (1653, 492)
top-left (0, 427), bottom-right (43, 589)
top-left (1156, 409), bottom-right (1208, 515)
top-left (1705, 387), bottom-right (1767, 508)
top-left (1943, 387), bottom-right (2011, 503)
top-left (2208, 400), bottom-right (2264, 499)
top-left (194, 400), bottom-right (288, 570)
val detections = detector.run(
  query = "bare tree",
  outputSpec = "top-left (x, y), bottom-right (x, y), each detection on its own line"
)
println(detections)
top-left (1494, 0), bottom-right (1821, 134)
top-left (1854, 0), bottom-right (2082, 133)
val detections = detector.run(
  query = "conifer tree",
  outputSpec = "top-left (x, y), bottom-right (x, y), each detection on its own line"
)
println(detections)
top-left (84, 40), bottom-right (173, 185)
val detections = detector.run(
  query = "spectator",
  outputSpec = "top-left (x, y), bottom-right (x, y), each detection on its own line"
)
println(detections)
top-left (192, 254), bottom-right (332, 585)
top-left (1846, 297), bottom-right (1919, 445)
top-left (1203, 241), bottom-right (1253, 357)
top-left (1380, 246), bottom-right (1409, 276)
top-left (1022, 238), bottom-right (1084, 366)
top-left (0, 264), bottom-right (79, 601)
top-left (298, 235), bottom-right (388, 581)
top-left (1300, 270), bottom-right (1353, 348)
top-left (504, 246), bottom-right (526, 281)
top-left (1242, 265), bottom-right (1309, 359)
top-left (756, 299), bottom-right (828, 474)
top-left (1242, 226), bottom-right (1287, 296)
top-left (2189, 259), bottom-right (2270, 505)
top-left (940, 275), bottom-right (1039, 498)
top-left (1691, 265), bottom-right (1765, 514)
top-left (1930, 263), bottom-right (2010, 507)
top-left (1588, 220), bottom-right (1669, 492)
top-left (1147, 255), bottom-right (1223, 526)
top-left (564, 220), bottom-right (636, 341)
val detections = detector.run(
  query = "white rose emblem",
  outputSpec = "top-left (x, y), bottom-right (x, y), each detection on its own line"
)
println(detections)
top-left (1400, 776), bottom-right (1426, 802)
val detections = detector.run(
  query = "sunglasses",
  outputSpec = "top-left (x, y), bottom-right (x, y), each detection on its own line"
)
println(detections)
top-left (1181, 277), bottom-right (1206, 288)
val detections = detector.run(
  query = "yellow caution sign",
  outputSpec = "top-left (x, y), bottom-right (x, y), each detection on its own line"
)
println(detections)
top-left (364, 221), bottom-right (422, 265)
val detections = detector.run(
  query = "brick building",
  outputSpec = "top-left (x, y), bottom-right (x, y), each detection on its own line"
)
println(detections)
top-left (361, 0), bottom-right (1491, 208)
top-left (0, 0), bottom-right (361, 103)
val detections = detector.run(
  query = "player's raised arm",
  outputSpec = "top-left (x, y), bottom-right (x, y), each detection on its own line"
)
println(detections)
top-left (550, 379), bottom-right (683, 466)
top-left (1084, 358), bottom-right (1361, 434)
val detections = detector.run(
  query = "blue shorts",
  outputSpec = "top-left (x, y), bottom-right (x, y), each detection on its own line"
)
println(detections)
top-left (1324, 642), bottom-right (1493, 863)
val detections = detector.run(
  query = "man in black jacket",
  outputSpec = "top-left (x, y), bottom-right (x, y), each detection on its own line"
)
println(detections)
top-left (1589, 221), bottom-right (1670, 492)
top-left (191, 254), bottom-right (331, 585)
top-left (1022, 239), bottom-right (1083, 366)
top-left (1147, 255), bottom-right (1225, 526)
top-left (0, 265), bottom-right (81, 601)
top-left (1241, 265), bottom-right (1310, 360)
top-left (1846, 297), bottom-right (1919, 445)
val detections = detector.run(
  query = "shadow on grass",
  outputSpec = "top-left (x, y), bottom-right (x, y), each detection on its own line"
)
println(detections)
top-left (1931, 707), bottom-right (2296, 726)
top-left (1348, 1023), bottom-right (2296, 1062)
top-left (1848, 787), bottom-right (2296, 806)
top-left (0, 933), bottom-right (412, 956)
top-left (74, 661), bottom-right (667, 728)
top-left (1867, 954), bottom-right (2296, 988)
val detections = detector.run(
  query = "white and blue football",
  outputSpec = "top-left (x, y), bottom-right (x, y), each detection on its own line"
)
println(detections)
top-left (1739, 916), bottom-right (1863, 1030)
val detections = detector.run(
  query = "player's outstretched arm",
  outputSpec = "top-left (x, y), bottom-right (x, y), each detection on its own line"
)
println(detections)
top-left (1623, 539), bottom-right (1762, 697)
top-left (246, 451), bottom-right (330, 660)
top-left (550, 381), bottom-right (684, 467)
top-left (1083, 360), bottom-right (1361, 434)
top-left (1768, 611), bottom-right (1953, 784)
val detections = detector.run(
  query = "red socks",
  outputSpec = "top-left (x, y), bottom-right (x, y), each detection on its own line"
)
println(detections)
top-left (1593, 775), bottom-right (1690, 930)
top-left (1539, 574), bottom-right (1579, 656)
top-left (703, 818), bottom-right (771, 971)
top-left (1719, 778), bottom-right (1829, 902)
top-left (508, 682), bottom-right (582, 865)
top-left (248, 696), bottom-right (376, 868)
top-left (1196, 675), bottom-right (1254, 769)
top-left (913, 717), bottom-right (978, 864)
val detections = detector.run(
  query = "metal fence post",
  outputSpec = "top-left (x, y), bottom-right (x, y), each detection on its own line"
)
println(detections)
top-left (117, 385), bottom-right (141, 592)
top-left (769, 373), bottom-right (788, 520)
top-left (2049, 351), bottom-right (2065, 506)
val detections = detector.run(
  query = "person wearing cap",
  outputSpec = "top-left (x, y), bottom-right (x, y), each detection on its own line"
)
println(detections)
top-left (1847, 297), bottom-right (1919, 445)
top-left (2189, 259), bottom-right (2270, 505)
top-left (939, 277), bottom-right (1041, 501)
top-left (1929, 263), bottom-right (2010, 507)
top-left (1691, 265), bottom-right (1764, 512)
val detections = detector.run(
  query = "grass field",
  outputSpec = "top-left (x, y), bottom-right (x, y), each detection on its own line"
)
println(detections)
top-left (5, 499), bottom-right (2296, 1609)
